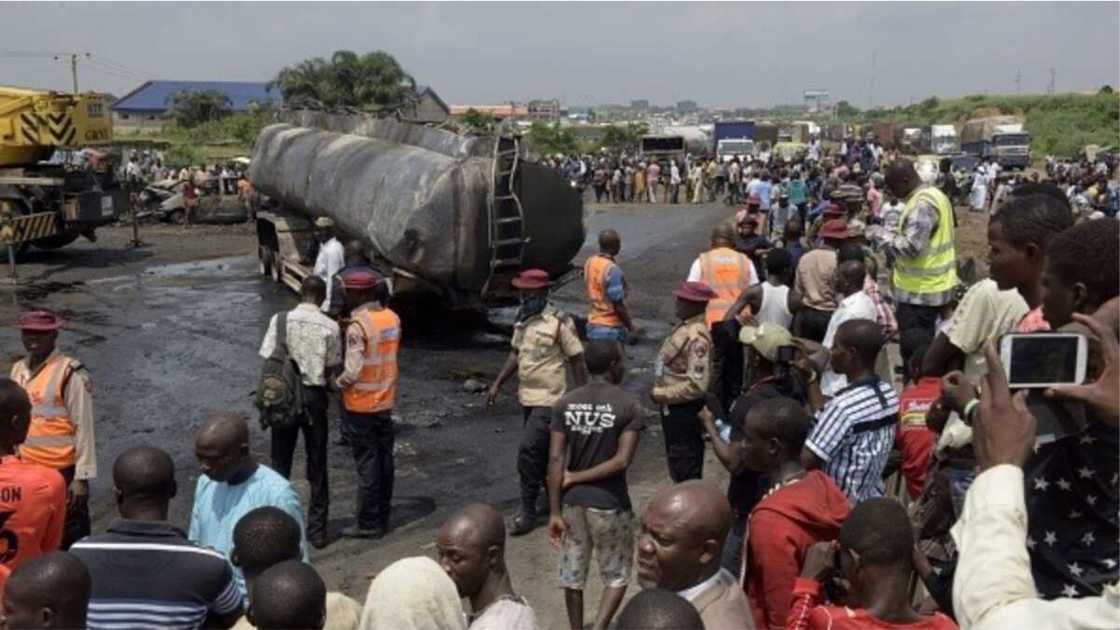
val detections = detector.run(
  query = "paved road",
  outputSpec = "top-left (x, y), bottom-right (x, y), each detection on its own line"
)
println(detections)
top-left (0, 201), bottom-right (735, 624)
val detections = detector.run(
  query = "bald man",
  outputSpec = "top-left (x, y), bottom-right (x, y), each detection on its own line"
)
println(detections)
top-left (687, 224), bottom-right (759, 412)
top-left (818, 259), bottom-right (879, 398)
top-left (248, 560), bottom-right (326, 630)
top-left (0, 551), bottom-right (90, 630)
top-left (437, 504), bottom-right (539, 629)
top-left (189, 413), bottom-right (307, 595)
top-left (636, 481), bottom-right (755, 629)
top-left (584, 229), bottom-right (634, 342)
top-left (615, 589), bottom-right (704, 630)
top-left (71, 447), bottom-right (244, 628)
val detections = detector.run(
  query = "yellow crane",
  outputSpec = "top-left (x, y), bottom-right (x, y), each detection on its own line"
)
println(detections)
top-left (0, 85), bottom-right (124, 251)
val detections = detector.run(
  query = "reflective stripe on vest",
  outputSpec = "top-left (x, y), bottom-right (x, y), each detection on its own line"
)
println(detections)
top-left (20, 355), bottom-right (77, 470)
top-left (700, 247), bottom-right (749, 326)
top-left (892, 187), bottom-right (958, 295)
top-left (584, 255), bottom-right (623, 328)
top-left (343, 309), bottom-right (401, 413)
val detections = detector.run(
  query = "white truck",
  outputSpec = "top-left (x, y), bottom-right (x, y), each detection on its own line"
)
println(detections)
top-left (930, 125), bottom-right (960, 155)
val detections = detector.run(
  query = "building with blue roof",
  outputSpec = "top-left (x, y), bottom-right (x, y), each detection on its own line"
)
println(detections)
top-left (111, 80), bottom-right (279, 129)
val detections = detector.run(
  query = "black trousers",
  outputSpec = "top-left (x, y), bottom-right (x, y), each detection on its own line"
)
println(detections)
top-left (661, 400), bottom-right (706, 482)
top-left (710, 320), bottom-right (743, 413)
top-left (795, 307), bottom-right (833, 344)
top-left (897, 302), bottom-right (941, 365)
top-left (58, 466), bottom-right (90, 550)
top-left (271, 385), bottom-right (329, 539)
top-left (517, 406), bottom-right (551, 515)
top-left (342, 409), bottom-right (395, 530)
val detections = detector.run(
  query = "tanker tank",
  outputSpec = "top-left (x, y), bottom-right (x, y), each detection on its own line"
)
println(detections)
top-left (250, 122), bottom-right (584, 307)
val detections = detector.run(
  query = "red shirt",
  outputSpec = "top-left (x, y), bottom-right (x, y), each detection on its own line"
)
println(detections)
top-left (895, 378), bottom-right (941, 499)
top-left (785, 578), bottom-right (958, 629)
top-left (0, 456), bottom-right (66, 572)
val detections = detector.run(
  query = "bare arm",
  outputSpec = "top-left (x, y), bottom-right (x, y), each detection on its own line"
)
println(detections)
top-left (564, 431), bottom-right (640, 486)
top-left (613, 300), bottom-right (635, 331)
top-left (922, 332), bottom-right (965, 378)
top-left (725, 285), bottom-right (762, 322)
top-left (487, 350), bottom-right (519, 407)
top-left (699, 406), bottom-right (747, 475)
top-left (547, 431), bottom-right (567, 518)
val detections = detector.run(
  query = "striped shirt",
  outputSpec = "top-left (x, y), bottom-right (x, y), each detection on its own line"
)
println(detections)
top-left (71, 519), bottom-right (243, 630)
top-left (806, 378), bottom-right (900, 504)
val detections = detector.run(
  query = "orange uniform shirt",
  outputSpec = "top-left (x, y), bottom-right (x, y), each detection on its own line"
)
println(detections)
top-left (0, 456), bottom-right (66, 573)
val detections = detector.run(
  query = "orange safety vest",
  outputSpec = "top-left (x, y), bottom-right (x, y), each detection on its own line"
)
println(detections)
top-left (699, 246), bottom-right (751, 326)
top-left (19, 355), bottom-right (78, 470)
top-left (584, 254), bottom-right (624, 328)
top-left (342, 308), bottom-right (401, 414)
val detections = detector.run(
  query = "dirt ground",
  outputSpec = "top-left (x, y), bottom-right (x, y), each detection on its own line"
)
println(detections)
top-left (0, 202), bottom-right (994, 629)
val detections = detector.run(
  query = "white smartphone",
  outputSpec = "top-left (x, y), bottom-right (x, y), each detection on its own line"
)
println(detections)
top-left (1000, 333), bottom-right (1088, 389)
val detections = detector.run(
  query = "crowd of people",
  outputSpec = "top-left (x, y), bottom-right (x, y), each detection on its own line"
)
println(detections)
top-left (0, 145), bottom-right (1116, 630)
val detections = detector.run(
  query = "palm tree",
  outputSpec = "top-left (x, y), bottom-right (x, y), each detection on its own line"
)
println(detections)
top-left (271, 50), bottom-right (418, 114)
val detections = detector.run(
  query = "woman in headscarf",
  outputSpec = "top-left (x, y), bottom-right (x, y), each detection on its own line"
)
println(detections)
top-left (358, 556), bottom-right (467, 630)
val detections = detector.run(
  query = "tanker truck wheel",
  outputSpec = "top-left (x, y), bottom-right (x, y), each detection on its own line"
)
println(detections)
top-left (30, 232), bottom-right (80, 250)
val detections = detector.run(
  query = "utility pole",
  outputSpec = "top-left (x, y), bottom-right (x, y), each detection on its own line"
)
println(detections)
top-left (1015, 68), bottom-right (1022, 96)
top-left (869, 50), bottom-right (877, 110)
top-left (52, 52), bottom-right (90, 94)
top-left (1048, 68), bottom-right (1056, 95)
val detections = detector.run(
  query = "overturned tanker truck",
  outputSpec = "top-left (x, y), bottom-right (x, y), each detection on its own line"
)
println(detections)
top-left (250, 111), bottom-right (585, 309)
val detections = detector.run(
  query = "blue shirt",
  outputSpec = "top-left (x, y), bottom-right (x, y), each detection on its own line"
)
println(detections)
top-left (189, 464), bottom-right (308, 594)
top-left (788, 179), bottom-right (808, 205)
top-left (756, 181), bottom-right (773, 210)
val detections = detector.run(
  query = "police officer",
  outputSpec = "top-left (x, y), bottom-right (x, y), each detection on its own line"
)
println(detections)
top-left (10, 311), bottom-right (97, 549)
top-left (651, 282), bottom-right (715, 482)
top-left (584, 229), bottom-right (634, 342)
top-left (335, 269), bottom-right (400, 539)
top-left (487, 269), bottom-right (587, 536)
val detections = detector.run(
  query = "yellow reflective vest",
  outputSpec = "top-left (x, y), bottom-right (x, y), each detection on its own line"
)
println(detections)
top-left (892, 186), bottom-right (958, 296)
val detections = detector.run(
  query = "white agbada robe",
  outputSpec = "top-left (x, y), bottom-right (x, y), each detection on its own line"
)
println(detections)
top-left (970, 171), bottom-right (989, 211)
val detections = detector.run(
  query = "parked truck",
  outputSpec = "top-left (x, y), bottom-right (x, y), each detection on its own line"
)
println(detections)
top-left (711, 120), bottom-right (755, 161)
top-left (250, 112), bottom-right (585, 309)
top-left (0, 86), bottom-right (125, 252)
top-left (960, 116), bottom-right (1032, 169)
top-left (930, 124), bottom-right (960, 155)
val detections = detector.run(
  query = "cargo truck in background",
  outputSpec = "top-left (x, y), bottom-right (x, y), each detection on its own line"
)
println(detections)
top-left (711, 120), bottom-right (755, 161)
top-left (251, 112), bottom-right (585, 309)
top-left (960, 116), bottom-right (1032, 169)
top-left (639, 135), bottom-right (687, 162)
top-left (930, 125), bottom-right (960, 155)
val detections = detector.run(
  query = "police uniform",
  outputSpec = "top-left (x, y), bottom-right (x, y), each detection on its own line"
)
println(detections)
top-left (511, 303), bottom-right (583, 518)
top-left (336, 270), bottom-right (400, 535)
top-left (652, 283), bottom-right (715, 482)
top-left (10, 313), bottom-right (96, 549)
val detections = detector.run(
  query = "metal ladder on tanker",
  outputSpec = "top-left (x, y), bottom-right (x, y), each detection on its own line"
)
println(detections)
top-left (484, 135), bottom-right (527, 296)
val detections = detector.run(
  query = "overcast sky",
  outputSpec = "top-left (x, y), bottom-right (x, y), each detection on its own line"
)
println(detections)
top-left (3, 2), bottom-right (1117, 108)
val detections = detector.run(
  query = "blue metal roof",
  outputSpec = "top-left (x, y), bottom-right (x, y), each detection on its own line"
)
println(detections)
top-left (111, 80), bottom-right (279, 113)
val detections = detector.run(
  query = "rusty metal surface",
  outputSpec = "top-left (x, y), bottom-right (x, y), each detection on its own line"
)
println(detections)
top-left (249, 123), bottom-right (584, 306)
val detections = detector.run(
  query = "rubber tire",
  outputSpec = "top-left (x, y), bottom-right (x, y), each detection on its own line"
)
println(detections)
top-left (167, 209), bottom-right (186, 225)
top-left (29, 232), bottom-right (80, 250)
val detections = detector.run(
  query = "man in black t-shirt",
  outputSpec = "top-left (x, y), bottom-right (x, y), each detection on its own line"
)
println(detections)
top-left (548, 340), bottom-right (644, 630)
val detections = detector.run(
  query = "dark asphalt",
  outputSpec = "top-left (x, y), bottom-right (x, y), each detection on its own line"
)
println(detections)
top-left (0, 200), bottom-right (734, 601)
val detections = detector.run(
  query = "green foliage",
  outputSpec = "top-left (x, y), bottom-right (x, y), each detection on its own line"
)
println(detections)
top-left (1101, 85), bottom-right (1114, 95)
top-left (864, 93), bottom-right (1120, 158)
top-left (836, 100), bottom-right (861, 118)
top-left (165, 143), bottom-right (201, 167)
top-left (271, 49), bottom-right (417, 113)
top-left (598, 122), bottom-right (649, 152)
top-left (167, 90), bottom-right (233, 128)
top-left (459, 108), bottom-right (493, 133)
top-left (526, 122), bottom-right (578, 155)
